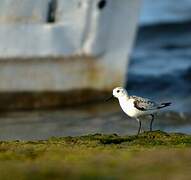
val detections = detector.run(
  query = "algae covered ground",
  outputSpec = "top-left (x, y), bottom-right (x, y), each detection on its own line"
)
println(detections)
top-left (0, 130), bottom-right (191, 179)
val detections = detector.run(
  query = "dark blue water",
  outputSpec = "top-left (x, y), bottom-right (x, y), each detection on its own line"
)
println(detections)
top-left (127, 21), bottom-right (191, 113)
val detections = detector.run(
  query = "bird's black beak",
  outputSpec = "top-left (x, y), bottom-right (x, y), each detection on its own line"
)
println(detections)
top-left (106, 95), bottom-right (114, 101)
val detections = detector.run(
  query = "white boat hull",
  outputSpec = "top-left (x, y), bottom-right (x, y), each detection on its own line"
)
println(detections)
top-left (0, 0), bottom-right (141, 107)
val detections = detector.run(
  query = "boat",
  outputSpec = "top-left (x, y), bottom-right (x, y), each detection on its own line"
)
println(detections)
top-left (0, 0), bottom-right (141, 109)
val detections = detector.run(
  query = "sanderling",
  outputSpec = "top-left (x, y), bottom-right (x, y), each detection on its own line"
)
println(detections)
top-left (107, 87), bottom-right (171, 135)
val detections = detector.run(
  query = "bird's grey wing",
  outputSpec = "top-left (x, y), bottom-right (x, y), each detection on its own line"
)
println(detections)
top-left (131, 96), bottom-right (158, 111)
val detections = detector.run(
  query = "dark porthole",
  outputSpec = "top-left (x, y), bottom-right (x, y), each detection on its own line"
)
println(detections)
top-left (47, 0), bottom-right (57, 23)
top-left (97, 0), bottom-right (106, 10)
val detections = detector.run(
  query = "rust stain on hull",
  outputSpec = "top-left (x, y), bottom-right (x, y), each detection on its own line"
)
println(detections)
top-left (0, 56), bottom-right (124, 109)
top-left (0, 89), bottom-right (111, 110)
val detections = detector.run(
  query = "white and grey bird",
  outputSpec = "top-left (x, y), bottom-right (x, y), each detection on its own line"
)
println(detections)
top-left (107, 87), bottom-right (171, 135)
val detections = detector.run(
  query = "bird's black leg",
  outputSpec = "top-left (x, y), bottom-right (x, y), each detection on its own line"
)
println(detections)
top-left (136, 118), bottom-right (142, 135)
top-left (150, 114), bottom-right (154, 131)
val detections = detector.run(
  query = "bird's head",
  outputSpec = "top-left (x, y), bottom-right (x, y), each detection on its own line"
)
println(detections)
top-left (113, 87), bottom-right (128, 99)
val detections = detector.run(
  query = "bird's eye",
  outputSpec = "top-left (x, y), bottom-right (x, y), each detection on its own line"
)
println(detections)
top-left (117, 90), bottom-right (120, 93)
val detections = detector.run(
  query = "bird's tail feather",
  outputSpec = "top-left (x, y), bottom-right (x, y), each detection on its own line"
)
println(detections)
top-left (157, 102), bottom-right (171, 109)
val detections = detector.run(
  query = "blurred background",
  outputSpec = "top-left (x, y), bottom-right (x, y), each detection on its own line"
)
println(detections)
top-left (0, 0), bottom-right (191, 140)
top-left (128, 0), bottom-right (191, 113)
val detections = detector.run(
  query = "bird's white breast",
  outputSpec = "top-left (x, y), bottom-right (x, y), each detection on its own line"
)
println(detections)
top-left (118, 98), bottom-right (142, 117)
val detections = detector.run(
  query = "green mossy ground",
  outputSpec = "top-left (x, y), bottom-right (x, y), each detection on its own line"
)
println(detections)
top-left (0, 130), bottom-right (191, 179)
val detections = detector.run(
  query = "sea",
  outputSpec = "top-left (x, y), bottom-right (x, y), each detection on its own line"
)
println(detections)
top-left (128, 0), bottom-right (191, 113)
